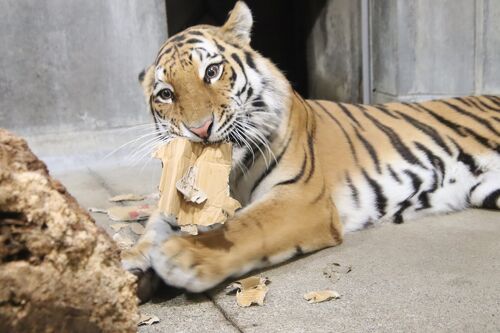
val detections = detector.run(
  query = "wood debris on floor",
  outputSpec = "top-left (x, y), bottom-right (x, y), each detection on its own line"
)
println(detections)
top-left (226, 276), bottom-right (270, 307)
top-left (303, 290), bottom-right (341, 304)
top-left (137, 312), bottom-right (160, 326)
top-left (109, 193), bottom-right (146, 202)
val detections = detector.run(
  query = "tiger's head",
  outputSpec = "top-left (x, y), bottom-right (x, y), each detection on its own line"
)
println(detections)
top-left (140, 1), bottom-right (291, 160)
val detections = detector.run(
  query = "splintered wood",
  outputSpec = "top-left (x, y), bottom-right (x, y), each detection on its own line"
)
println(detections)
top-left (303, 290), bottom-right (341, 304)
top-left (154, 138), bottom-right (240, 234)
top-left (226, 276), bottom-right (270, 307)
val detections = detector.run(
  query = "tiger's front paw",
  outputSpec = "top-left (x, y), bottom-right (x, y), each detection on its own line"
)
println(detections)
top-left (121, 211), bottom-right (228, 293)
top-left (121, 212), bottom-right (184, 299)
top-left (150, 236), bottom-right (227, 292)
top-left (121, 212), bottom-right (180, 273)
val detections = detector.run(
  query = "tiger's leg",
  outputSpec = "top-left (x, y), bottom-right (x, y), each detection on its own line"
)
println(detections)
top-left (122, 191), bottom-right (342, 292)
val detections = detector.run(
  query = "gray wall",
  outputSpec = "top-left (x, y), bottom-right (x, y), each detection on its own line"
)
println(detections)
top-left (307, 0), bottom-right (362, 103)
top-left (307, 0), bottom-right (500, 103)
top-left (371, 0), bottom-right (500, 103)
top-left (0, 0), bottom-right (167, 136)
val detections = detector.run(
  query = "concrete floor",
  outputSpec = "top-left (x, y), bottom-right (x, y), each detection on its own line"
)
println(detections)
top-left (30, 130), bottom-right (500, 333)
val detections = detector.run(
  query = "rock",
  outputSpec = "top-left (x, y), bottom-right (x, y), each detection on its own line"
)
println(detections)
top-left (0, 129), bottom-right (139, 333)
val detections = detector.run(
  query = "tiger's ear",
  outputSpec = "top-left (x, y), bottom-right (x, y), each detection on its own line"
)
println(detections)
top-left (138, 65), bottom-right (155, 101)
top-left (221, 1), bottom-right (253, 44)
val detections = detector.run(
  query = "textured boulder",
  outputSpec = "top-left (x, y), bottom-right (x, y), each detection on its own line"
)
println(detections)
top-left (0, 129), bottom-right (139, 333)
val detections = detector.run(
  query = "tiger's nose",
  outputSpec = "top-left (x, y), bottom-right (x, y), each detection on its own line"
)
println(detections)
top-left (189, 119), bottom-right (213, 139)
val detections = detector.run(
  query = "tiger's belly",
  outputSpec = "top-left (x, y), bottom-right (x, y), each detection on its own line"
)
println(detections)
top-left (333, 153), bottom-right (497, 232)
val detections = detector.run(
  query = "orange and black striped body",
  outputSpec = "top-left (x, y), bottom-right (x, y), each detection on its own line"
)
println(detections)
top-left (122, 2), bottom-right (499, 295)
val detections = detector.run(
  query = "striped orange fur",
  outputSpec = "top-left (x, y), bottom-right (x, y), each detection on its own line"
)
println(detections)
top-left (122, 2), bottom-right (500, 295)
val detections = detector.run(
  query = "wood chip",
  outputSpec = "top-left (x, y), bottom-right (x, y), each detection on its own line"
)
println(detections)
top-left (226, 276), bottom-right (264, 292)
top-left (303, 290), bottom-right (340, 304)
top-left (236, 284), bottom-right (269, 307)
top-left (109, 193), bottom-right (145, 202)
top-left (137, 312), bottom-right (160, 326)
top-left (110, 223), bottom-right (129, 232)
top-left (129, 222), bottom-right (145, 235)
top-left (226, 276), bottom-right (270, 307)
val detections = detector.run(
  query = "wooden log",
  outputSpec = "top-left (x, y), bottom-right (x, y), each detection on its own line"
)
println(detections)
top-left (0, 129), bottom-right (139, 333)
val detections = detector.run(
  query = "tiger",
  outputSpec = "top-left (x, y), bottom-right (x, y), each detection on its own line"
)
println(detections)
top-left (122, 1), bottom-right (500, 297)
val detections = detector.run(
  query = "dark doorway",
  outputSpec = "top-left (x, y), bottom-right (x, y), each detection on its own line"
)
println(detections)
top-left (165, 0), bottom-right (326, 98)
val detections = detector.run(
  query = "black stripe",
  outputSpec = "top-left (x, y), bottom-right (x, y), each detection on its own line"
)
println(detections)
top-left (304, 133), bottom-right (316, 183)
top-left (214, 39), bottom-right (226, 52)
top-left (251, 135), bottom-right (292, 194)
top-left (387, 164), bottom-right (402, 183)
top-left (313, 101), bottom-right (360, 164)
top-left (337, 103), bottom-right (364, 129)
top-left (231, 53), bottom-right (249, 96)
top-left (275, 151), bottom-right (307, 187)
top-left (155, 47), bottom-right (173, 62)
top-left (484, 96), bottom-right (500, 107)
top-left (394, 111), bottom-right (452, 155)
top-left (218, 113), bottom-right (235, 135)
top-left (414, 142), bottom-right (446, 186)
top-left (345, 172), bottom-right (360, 207)
top-left (466, 98), bottom-right (490, 112)
top-left (360, 106), bottom-right (426, 168)
top-left (469, 182), bottom-right (481, 195)
top-left (170, 34), bottom-right (186, 42)
top-left (467, 182), bottom-right (481, 205)
top-left (482, 189), bottom-right (500, 209)
top-left (354, 128), bottom-right (381, 174)
top-left (416, 170), bottom-right (439, 211)
top-left (246, 87), bottom-right (254, 102)
top-left (229, 67), bottom-right (237, 89)
top-left (412, 103), bottom-right (467, 136)
top-left (441, 100), bottom-right (499, 136)
top-left (252, 100), bottom-right (266, 108)
top-left (455, 97), bottom-right (475, 108)
top-left (362, 169), bottom-right (387, 218)
top-left (402, 102), bottom-right (424, 113)
top-left (393, 200), bottom-right (411, 224)
top-left (185, 38), bottom-right (203, 44)
top-left (449, 140), bottom-right (483, 176)
top-left (398, 168), bottom-right (425, 216)
top-left (415, 104), bottom-right (500, 153)
top-left (404, 169), bottom-right (423, 198)
top-left (245, 51), bottom-right (258, 72)
top-left (477, 99), bottom-right (500, 112)
top-left (371, 105), bottom-right (400, 119)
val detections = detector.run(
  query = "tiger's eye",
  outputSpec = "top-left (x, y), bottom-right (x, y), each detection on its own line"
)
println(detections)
top-left (158, 88), bottom-right (173, 101)
top-left (205, 64), bottom-right (220, 81)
